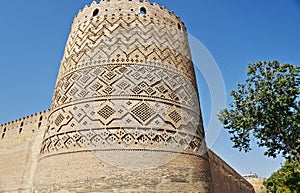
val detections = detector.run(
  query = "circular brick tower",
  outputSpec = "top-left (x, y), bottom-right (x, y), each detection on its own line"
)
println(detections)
top-left (35, 0), bottom-right (213, 192)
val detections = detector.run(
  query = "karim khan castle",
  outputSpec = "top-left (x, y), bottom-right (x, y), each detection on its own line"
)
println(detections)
top-left (0, 0), bottom-right (256, 192)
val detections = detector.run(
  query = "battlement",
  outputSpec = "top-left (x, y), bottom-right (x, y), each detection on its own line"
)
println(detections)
top-left (0, 109), bottom-right (50, 141)
top-left (72, 0), bottom-right (185, 32)
top-left (0, 110), bottom-right (50, 191)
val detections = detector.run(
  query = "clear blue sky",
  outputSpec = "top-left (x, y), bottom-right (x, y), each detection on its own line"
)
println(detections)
top-left (0, 0), bottom-right (299, 178)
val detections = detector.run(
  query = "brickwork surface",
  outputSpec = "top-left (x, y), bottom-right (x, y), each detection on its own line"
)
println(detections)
top-left (0, 1), bottom-right (255, 192)
top-left (247, 178), bottom-right (267, 193)
top-left (209, 150), bottom-right (255, 193)
top-left (34, 0), bottom-right (213, 191)
top-left (0, 111), bottom-right (49, 192)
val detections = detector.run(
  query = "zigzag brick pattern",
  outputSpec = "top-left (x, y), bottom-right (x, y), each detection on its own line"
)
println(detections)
top-left (35, 0), bottom-right (215, 192)
top-left (40, 0), bottom-right (203, 158)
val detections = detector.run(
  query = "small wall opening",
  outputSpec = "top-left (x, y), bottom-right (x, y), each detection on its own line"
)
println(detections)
top-left (19, 128), bottom-right (22, 134)
top-left (20, 122), bottom-right (24, 127)
top-left (38, 122), bottom-right (42, 129)
top-left (140, 7), bottom-right (146, 15)
top-left (93, 9), bottom-right (99, 17)
top-left (39, 116), bottom-right (43, 121)
top-left (178, 23), bottom-right (182, 31)
top-left (2, 128), bottom-right (6, 139)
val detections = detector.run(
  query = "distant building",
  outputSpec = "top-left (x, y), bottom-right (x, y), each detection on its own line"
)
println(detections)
top-left (243, 173), bottom-right (267, 193)
top-left (243, 173), bottom-right (259, 179)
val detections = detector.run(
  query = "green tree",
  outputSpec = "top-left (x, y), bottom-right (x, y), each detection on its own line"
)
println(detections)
top-left (264, 158), bottom-right (300, 193)
top-left (218, 61), bottom-right (300, 162)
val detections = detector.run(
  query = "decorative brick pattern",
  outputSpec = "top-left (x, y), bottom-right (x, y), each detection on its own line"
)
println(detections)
top-left (41, 0), bottom-right (201, 158)
top-left (0, 1), bottom-right (256, 193)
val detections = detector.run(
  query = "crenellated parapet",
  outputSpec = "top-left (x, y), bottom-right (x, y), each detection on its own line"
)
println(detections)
top-left (72, 0), bottom-right (186, 31)
top-left (0, 110), bottom-right (50, 141)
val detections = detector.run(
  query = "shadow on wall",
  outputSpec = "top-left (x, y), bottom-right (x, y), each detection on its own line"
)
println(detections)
top-left (209, 150), bottom-right (255, 193)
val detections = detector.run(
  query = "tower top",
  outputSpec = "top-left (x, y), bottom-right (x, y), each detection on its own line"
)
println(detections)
top-left (72, 0), bottom-right (186, 31)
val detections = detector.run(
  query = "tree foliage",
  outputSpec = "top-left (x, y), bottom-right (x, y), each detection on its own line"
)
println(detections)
top-left (264, 158), bottom-right (300, 193)
top-left (218, 61), bottom-right (300, 162)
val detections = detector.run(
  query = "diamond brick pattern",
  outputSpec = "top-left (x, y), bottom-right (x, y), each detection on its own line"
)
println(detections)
top-left (131, 102), bottom-right (155, 123)
top-left (40, 0), bottom-right (203, 159)
top-left (98, 105), bottom-right (115, 119)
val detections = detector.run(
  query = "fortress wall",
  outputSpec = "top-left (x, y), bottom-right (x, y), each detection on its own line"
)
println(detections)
top-left (208, 150), bottom-right (255, 193)
top-left (247, 178), bottom-right (267, 193)
top-left (0, 110), bottom-right (49, 192)
top-left (34, 0), bottom-right (213, 191)
top-left (35, 152), bottom-right (213, 192)
top-left (0, 110), bottom-right (49, 143)
top-left (0, 112), bottom-right (257, 193)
